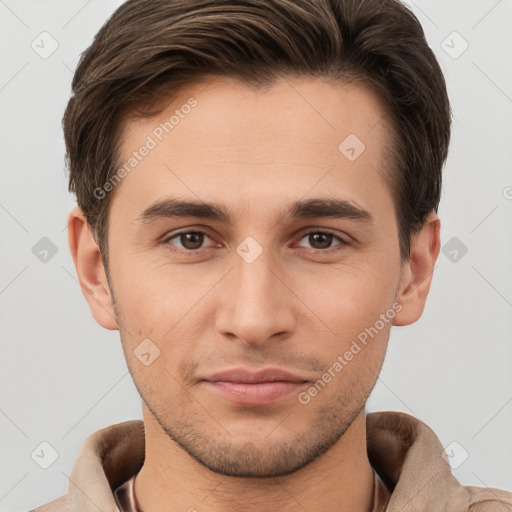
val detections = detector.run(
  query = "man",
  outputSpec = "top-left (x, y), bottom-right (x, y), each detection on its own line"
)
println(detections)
top-left (32, 0), bottom-right (512, 510)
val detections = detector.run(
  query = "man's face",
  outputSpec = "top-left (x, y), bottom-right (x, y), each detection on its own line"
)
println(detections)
top-left (106, 76), bottom-right (404, 476)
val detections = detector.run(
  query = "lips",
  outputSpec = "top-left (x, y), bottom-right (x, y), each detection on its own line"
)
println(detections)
top-left (205, 368), bottom-right (308, 384)
top-left (201, 368), bottom-right (309, 405)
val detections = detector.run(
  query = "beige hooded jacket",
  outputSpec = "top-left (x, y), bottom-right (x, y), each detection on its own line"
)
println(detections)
top-left (31, 411), bottom-right (512, 512)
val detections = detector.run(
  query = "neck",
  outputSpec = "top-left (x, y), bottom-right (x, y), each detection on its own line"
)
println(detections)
top-left (134, 406), bottom-right (375, 512)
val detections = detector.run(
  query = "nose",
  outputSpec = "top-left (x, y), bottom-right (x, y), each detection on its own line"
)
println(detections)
top-left (214, 247), bottom-right (297, 347)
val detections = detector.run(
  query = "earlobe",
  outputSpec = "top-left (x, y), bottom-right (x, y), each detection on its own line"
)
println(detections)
top-left (393, 212), bottom-right (441, 326)
top-left (67, 206), bottom-right (118, 330)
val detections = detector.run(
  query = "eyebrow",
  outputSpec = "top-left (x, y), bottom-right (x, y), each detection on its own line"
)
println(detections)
top-left (136, 197), bottom-right (374, 226)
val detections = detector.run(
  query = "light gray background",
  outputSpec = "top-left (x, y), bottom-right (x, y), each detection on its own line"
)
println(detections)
top-left (1, 0), bottom-right (511, 510)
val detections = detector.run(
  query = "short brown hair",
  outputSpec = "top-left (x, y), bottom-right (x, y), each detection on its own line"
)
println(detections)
top-left (64, 0), bottom-right (451, 268)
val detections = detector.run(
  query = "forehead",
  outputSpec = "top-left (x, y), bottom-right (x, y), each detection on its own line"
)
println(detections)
top-left (113, 76), bottom-right (393, 222)
top-left (120, 75), bottom-right (390, 155)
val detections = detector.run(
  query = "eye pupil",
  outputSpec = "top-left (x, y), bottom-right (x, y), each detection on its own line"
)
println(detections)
top-left (309, 232), bottom-right (332, 249)
top-left (181, 232), bottom-right (204, 250)
top-left (168, 230), bottom-right (343, 254)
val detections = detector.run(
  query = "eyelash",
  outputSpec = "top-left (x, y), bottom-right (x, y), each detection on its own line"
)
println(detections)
top-left (162, 228), bottom-right (350, 256)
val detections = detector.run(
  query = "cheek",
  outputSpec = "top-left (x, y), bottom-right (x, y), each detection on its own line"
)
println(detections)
top-left (292, 266), bottom-right (395, 389)
top-left (299, 262), bottom-right (396, 332)
top-left (114, 270), bottom-right (210, 371)
top-left (112, 239), bottom-right (398, 355)
top-left (110, 253), bottom-right (192, 321)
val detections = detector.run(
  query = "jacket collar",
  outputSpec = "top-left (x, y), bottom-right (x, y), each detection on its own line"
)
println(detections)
top-left (67, 412), bottom-right (471, 511)
top-left (366, 411), bottom-right (467, 511)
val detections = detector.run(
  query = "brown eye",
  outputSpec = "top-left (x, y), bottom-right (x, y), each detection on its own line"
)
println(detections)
top-left (308, 232), bottom-right (333, 250)
top-left (165, 230), bottom-right (213, 252)
top-left (296, 230), bottom-right (349, 252)
top-left (179, 232), bottom-right (205, 250)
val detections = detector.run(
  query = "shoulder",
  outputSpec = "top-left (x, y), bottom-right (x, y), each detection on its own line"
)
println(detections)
top-left (466, 485), bottom-right (512, 511)
top-left (29, 493), bottom-right (72, 512)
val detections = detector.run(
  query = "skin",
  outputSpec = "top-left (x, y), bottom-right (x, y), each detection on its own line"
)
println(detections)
top-left (68, 76), bottom-right (440, 512)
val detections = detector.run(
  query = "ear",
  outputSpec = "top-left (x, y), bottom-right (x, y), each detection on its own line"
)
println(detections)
top-left (67, 206), bottom-right (118, 330)
top-left (393, 212), bottom-right (441, 326)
